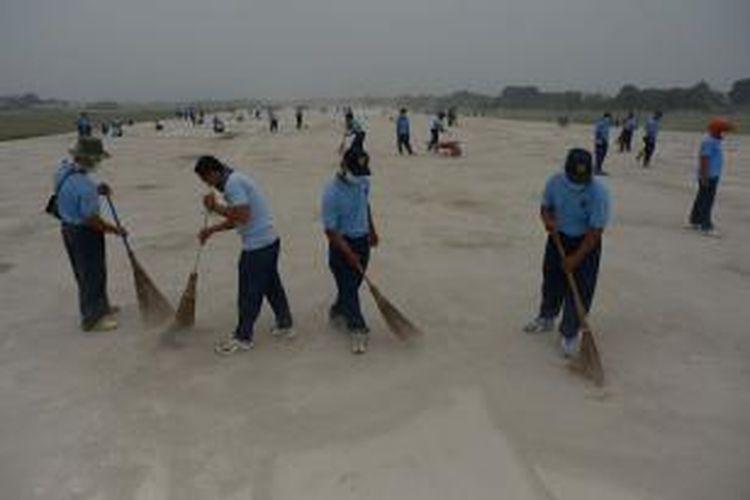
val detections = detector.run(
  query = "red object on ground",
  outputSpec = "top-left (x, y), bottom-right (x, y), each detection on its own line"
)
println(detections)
top-left (438, 140), bottom-right (462, 157)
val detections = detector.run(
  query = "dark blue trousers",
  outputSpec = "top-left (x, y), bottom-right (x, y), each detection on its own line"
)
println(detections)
top-left (595, 140), bottom-right (609, 173)
top-left (397, 134), bottom-right (413, 155)
top-left (689, 178), bottom-right (719, 231)
top-left (328, 236), bottom-right (370, 332)
top-left (643, 137), bottom-right (656, 166)
top-left (62, 224), bottom-right (111, 330)
top-left (235, 239), bottom-right (292, 341)
top-left (538, 234), bottom-right (601, 339)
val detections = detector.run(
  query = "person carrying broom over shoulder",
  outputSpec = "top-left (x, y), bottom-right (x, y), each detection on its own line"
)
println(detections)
top-left (321, 149), bottom-right (379, 355)
top-left (52, 137), bottom-right (127, 332)
top-left (193, 155), bottom-right (294, 355)
top-left (523, 148), bottom-right (611, 358)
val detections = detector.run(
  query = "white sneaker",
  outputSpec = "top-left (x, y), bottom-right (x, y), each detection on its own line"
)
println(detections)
top-left (523, 317), bottom-right (554, 334)
top-left (560, 336), bottom-right (578, 358)
top-left (87, 314), bottom-right (119, 332)
top-left (700, 228), bottom-right (721, 239)
top-left (351, 333), bottom-right (368, 355)
top-left (270, 325), bottom-right (296, 340)
top-left (214, 337), bottom-right (254, 355)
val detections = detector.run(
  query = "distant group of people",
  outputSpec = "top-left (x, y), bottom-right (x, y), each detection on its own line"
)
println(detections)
top-left (76, 113), bottom-right (125, 139)
top-left (593, 110), bottom-right (664, 174)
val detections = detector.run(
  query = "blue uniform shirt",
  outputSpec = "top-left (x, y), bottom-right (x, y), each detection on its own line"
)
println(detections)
top-left (396, 115), bottom-right (410, 136)
top-left (542, 172), bottom-right (611, 237)
top-left (645, 118), bottom-right (660, 139)
top-left (699, 135), bottom-right (723, 180)
top-left (223, 171), bottom-right (278, 251)
top-left (321, 175), bottom-right (370, 238)
top-left (594, 117), bottom-right (611, 144)
top-left (54, 159), bottom-right (100, 225)
top-left (624, 116), bottom-right (637, 132)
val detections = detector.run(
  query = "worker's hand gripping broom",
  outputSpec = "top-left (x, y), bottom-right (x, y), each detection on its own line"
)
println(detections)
top-left (551, 232), bottom-right (604, 386)
top-left (172, 212), bottom-right (209, 328)
top-left (105, 195), bottom-right (174, 325)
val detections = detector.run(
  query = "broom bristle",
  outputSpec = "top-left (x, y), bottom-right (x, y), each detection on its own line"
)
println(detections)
top-left (174, 272), bottom-right (198, 328)
top-left (368, 281), bottom-right (422, 340)
top-left (580, 329), bottom-right (604, 386)
top-left (131, 256), bottom-right (174, 325)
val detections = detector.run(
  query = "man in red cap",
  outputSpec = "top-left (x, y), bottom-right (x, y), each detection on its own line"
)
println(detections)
top-left (688, 117), bottom-right (734, 237)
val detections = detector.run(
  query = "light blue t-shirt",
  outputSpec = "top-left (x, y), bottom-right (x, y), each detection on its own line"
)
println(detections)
top-left (699, 135), bottom-right (723, 180)
top-left (321, 175), bottom-right (370, 238)
top-left (594, 117), bottom-right (611, 144)
top-left (430, 115), bottom-right (444, 132)
top-left (223, 171), bottom-right (277, 251)
top-left (645, 117), bottom-right (660, 139)
top-left (542, 172), bottom-right (611, 237)
top-left (53, 159), bottom-right (100, 225)
top-left (623, 116), bottom-right (637, 132)
top-left (396, 115), bottom-right (410, 136)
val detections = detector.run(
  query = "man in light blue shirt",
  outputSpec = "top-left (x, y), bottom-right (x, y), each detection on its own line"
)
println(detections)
top-left (640, 111), bottom-right (663, 167)
top-left (396, 108), bottom-right (413, 155)
top-left (593, 113), bottom-right (612, 175)
top-left (427, 112), bottom-right (446, 152)
top-left (195, 155), bottom-right (294, 354)
top-left (617, 111), bottom-right (637, 153)
top-left (55, 137), bottom-right (126, 332)
top-left (76, 112), bottom-right (92, 137)
top-left (688, 118), bottom-right (734, 236)
top-left (321, 153), bottom-right (379, 354)
top-left (524, 148), bottom-right (611, 357)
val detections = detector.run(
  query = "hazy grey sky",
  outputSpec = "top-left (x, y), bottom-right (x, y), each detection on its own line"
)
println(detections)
top-left (1, 0), bottom-right (748, 101)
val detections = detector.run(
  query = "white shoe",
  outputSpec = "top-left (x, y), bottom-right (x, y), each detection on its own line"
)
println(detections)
top-left (560, 336), bottom-right (578, 358)
top-left (87, 315), bottom-right (119, 332)
top-left (523, 317), bottom-right (554, 334)
top-left (700, 228), bottom-right (721, 239)
top-left (214, 337), bottom-right (254, 355)
top-left (351, 332), bottom-right (368, 355)
top-left (270, 325), bottom-right (296, 340)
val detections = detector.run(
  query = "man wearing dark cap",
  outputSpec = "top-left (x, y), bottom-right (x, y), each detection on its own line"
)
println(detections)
top-left (593, 113), bottom-right (612, 175)
top-left (54, 137), bottom-right (126, 332)
top-left (523, 148), bottom-right (611, 357)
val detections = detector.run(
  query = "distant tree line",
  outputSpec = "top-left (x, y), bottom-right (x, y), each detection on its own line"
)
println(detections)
top-left (379, 78), bottom-right (750, 114)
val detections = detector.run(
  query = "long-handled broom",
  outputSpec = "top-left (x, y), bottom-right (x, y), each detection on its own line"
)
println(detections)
top-left (551, 232), bottom-right (604, 386)
top-left (105, 195), bottom-right (175, 326)
top-left (172, 213), bottom-right (209, 329)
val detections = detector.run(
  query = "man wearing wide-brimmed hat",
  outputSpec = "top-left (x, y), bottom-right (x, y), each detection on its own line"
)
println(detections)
top-left (55, 136), bottom-right (126, 332)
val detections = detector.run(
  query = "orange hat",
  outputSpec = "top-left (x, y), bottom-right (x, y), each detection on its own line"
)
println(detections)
top-left (707, 117), bottom-right (735, 136)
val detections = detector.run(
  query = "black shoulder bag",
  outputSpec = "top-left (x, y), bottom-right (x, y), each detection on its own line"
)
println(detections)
top-left (45, 169), bottom-right (78, 220)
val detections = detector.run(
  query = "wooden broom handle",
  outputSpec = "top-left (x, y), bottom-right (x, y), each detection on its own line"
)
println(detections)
top-left (551, 232), bottom-right (591, 331)
top-left (105, 194), bottom-right (134, 257)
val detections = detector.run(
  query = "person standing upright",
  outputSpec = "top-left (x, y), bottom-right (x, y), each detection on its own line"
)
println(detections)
top-left (688, 117), bottom-right (734, 237)
top-left (523, 148), bottom-right (611, 357)
top-left (640, 111), bottom-right (663, 167)
top-left (593, 113), bottom-right (612, 175)
top-left (321, 152), bottom-right (379, 354)
top-left (396, 108), bottom-right (413, 155)
top-left (54, 137), bottom-right (126, 332)
top-left (618, 111), bottom-right (637, 153)
top-left (427, 111), bottom-right (446, 153)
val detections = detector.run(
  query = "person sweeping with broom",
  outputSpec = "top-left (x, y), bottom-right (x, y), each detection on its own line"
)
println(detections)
top-left (523, 148), bottom-right (610, 358)
top-left (193, 155), bottom-right (294, 355)
top-left (51, 137), bottom-right (127, 332)
top-left (321, 149), bottom-right (379, 355)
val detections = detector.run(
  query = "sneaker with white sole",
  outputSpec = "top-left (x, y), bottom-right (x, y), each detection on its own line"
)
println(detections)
top-left (700, 228), bottom-right (721, 239)
top-left (560, 336), bottom-right (578, 358)
top-left (270, 325), bottom-right (296, 340)
top-left (214, 337), bottom-right (254, 355)
top-left (523, 316), bottom-right (554, 334)
top-left (87, 314), bottom-right (119, 332)
top-left (351, 332), bottom-right (368, 355)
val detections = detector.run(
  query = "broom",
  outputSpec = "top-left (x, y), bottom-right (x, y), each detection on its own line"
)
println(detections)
top-left (551, 232), bottom-right (605, 386)
top-left (172, 212), bottom-right (209, 329)
top-left (105, 195), bottom-right (175, 326)
top-left (363, 274), bottom-right (422, 340)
